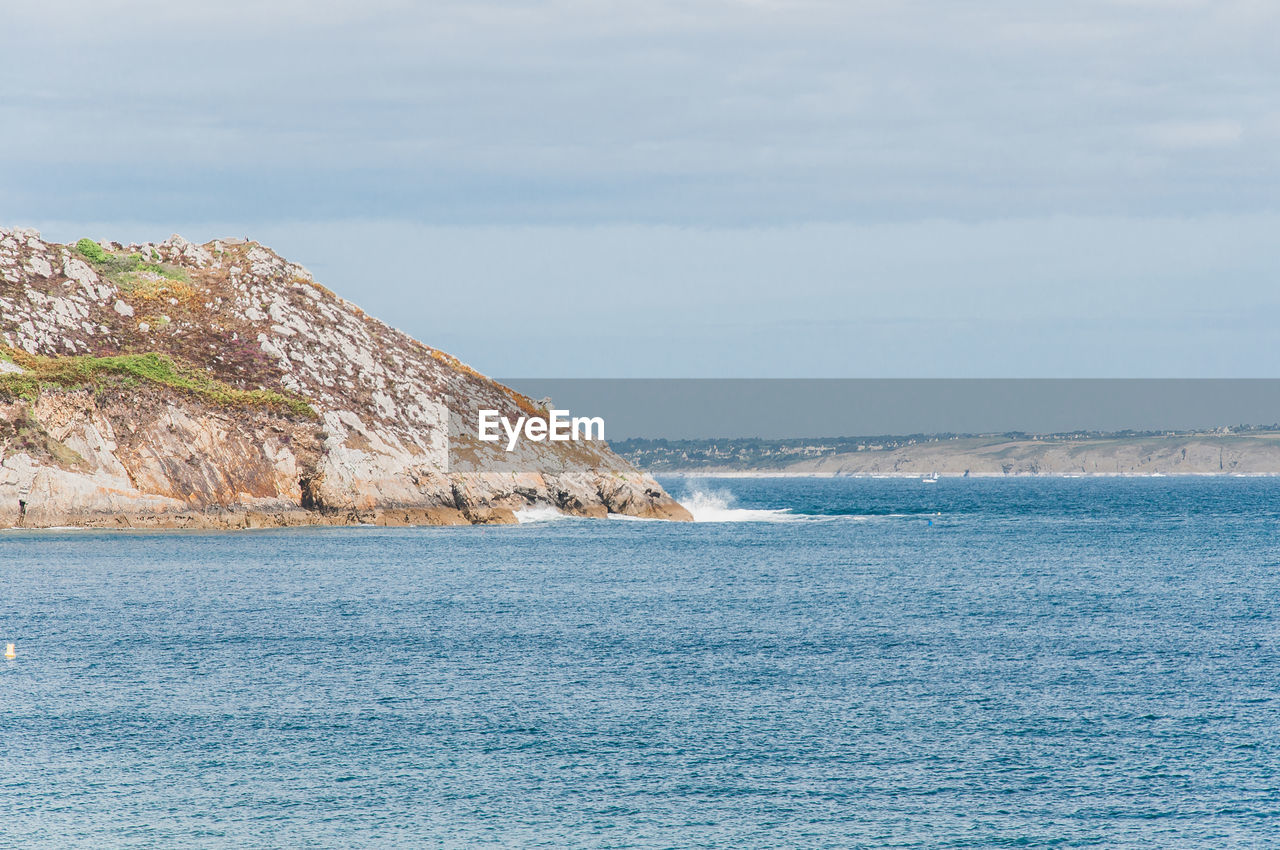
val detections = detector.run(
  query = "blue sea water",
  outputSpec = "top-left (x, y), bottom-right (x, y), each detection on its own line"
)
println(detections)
top-left (2, 477), bottom-right (1280, 848)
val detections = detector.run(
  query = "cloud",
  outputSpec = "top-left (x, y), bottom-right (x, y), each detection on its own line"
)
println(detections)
top-left (2, 0), bottom-right (1278, 225)
top-left (1143, 120), bottom-right (1245, 149)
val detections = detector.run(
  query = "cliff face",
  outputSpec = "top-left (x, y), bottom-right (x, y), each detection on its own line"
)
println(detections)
top-left (0, 227), bottom-right (690, 527)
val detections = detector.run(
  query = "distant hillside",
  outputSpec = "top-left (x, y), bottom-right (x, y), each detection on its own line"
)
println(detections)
top-left (0, 228), bottom-right (689, 527)
top-left (616, 429), bottom-right (1280, 476)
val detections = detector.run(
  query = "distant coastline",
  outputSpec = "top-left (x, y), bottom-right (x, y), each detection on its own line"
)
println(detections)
top-left (658, 470), bottom-right (1280, 478)
top-left (619, 428), bottom-right (1280, 477)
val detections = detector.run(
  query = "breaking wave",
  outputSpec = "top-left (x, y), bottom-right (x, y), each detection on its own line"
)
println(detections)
top-left (680, 489), bottom-right (808, 523)
top-left (514, 506), bottom-right (575, 524)
top-left (520, 492), bottom-right (916, 525)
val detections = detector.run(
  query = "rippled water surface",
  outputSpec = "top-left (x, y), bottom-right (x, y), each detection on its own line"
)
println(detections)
top-left (3, 477), bottom-right (1280, 847)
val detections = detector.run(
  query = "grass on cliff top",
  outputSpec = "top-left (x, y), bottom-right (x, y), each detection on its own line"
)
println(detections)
top-left (74, 238), bottom-right (190, 285)
top-left (0, 348), bottom-right (316, 419)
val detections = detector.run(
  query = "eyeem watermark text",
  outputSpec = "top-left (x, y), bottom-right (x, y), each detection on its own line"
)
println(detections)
top-left (478, 410), bottom-right (605, 451)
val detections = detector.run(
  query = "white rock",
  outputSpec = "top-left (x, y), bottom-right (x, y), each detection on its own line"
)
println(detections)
top-left (24, 255), bottom-right (52, 278)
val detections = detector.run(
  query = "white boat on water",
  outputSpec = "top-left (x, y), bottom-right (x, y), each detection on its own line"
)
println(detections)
top-left (921, 472), bottom-right (939, 483)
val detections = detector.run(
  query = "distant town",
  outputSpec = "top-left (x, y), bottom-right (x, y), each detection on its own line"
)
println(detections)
top-left (614, 425), bottom-right (1280, 473)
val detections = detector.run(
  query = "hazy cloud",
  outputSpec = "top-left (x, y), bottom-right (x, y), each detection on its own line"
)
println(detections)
top-left (1143, 120), bottom-right (1245, 149)
top-left (4, 0), bottom-right (1278, 224)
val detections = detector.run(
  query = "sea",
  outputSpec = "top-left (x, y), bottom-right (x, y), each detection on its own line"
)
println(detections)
top-left (2, 476), bottom-right (1279, 848)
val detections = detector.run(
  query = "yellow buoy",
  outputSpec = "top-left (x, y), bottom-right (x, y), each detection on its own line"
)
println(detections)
top-left (4, 643), bottom-right (14, 659)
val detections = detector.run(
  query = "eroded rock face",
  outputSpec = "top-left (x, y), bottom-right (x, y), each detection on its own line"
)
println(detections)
top-left (0, 228), bottom-right (690, 527)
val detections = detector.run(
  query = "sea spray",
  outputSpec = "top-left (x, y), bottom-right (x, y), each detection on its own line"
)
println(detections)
top-left (514, 506), bottom-right (577, 524)
top-left (679, 488), bottom-right (801, 522)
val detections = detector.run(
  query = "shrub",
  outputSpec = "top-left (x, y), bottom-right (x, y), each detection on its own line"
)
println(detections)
top-left (75, 238), bottom-right (109, 264)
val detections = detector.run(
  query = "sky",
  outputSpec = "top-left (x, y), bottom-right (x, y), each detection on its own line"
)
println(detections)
top-left (3, 0), bottom-right (1278, 377)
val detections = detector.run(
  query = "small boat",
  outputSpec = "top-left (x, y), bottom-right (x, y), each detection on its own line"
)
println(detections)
top-left (921, 472), bottom-right (939, 483)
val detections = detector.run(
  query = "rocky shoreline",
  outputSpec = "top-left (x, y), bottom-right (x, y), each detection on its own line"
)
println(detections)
top-left (0, 228), bottom-right (690, 528)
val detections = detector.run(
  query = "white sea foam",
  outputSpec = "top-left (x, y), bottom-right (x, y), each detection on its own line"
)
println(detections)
top-left (680, 489), bottom-right (803, 523)
top-left (514, 506), bottom-right (574, 524)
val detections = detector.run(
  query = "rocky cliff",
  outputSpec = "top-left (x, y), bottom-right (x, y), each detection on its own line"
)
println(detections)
top-left (0, 227), bottom-right (690, 528)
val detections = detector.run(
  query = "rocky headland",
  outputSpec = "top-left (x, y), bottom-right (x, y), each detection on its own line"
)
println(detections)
top-left (0, 227), bottom-right (690, 528)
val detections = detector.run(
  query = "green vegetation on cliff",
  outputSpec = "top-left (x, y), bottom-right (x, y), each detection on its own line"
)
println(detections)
top-left (75, 238), bottom-right (189, 287)
top-left (74, 238), bottom-right (111, 264)
top-left (0, 407), bottom-right (88, 470)
top-left (0, 348), bottom-right (316, 418)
